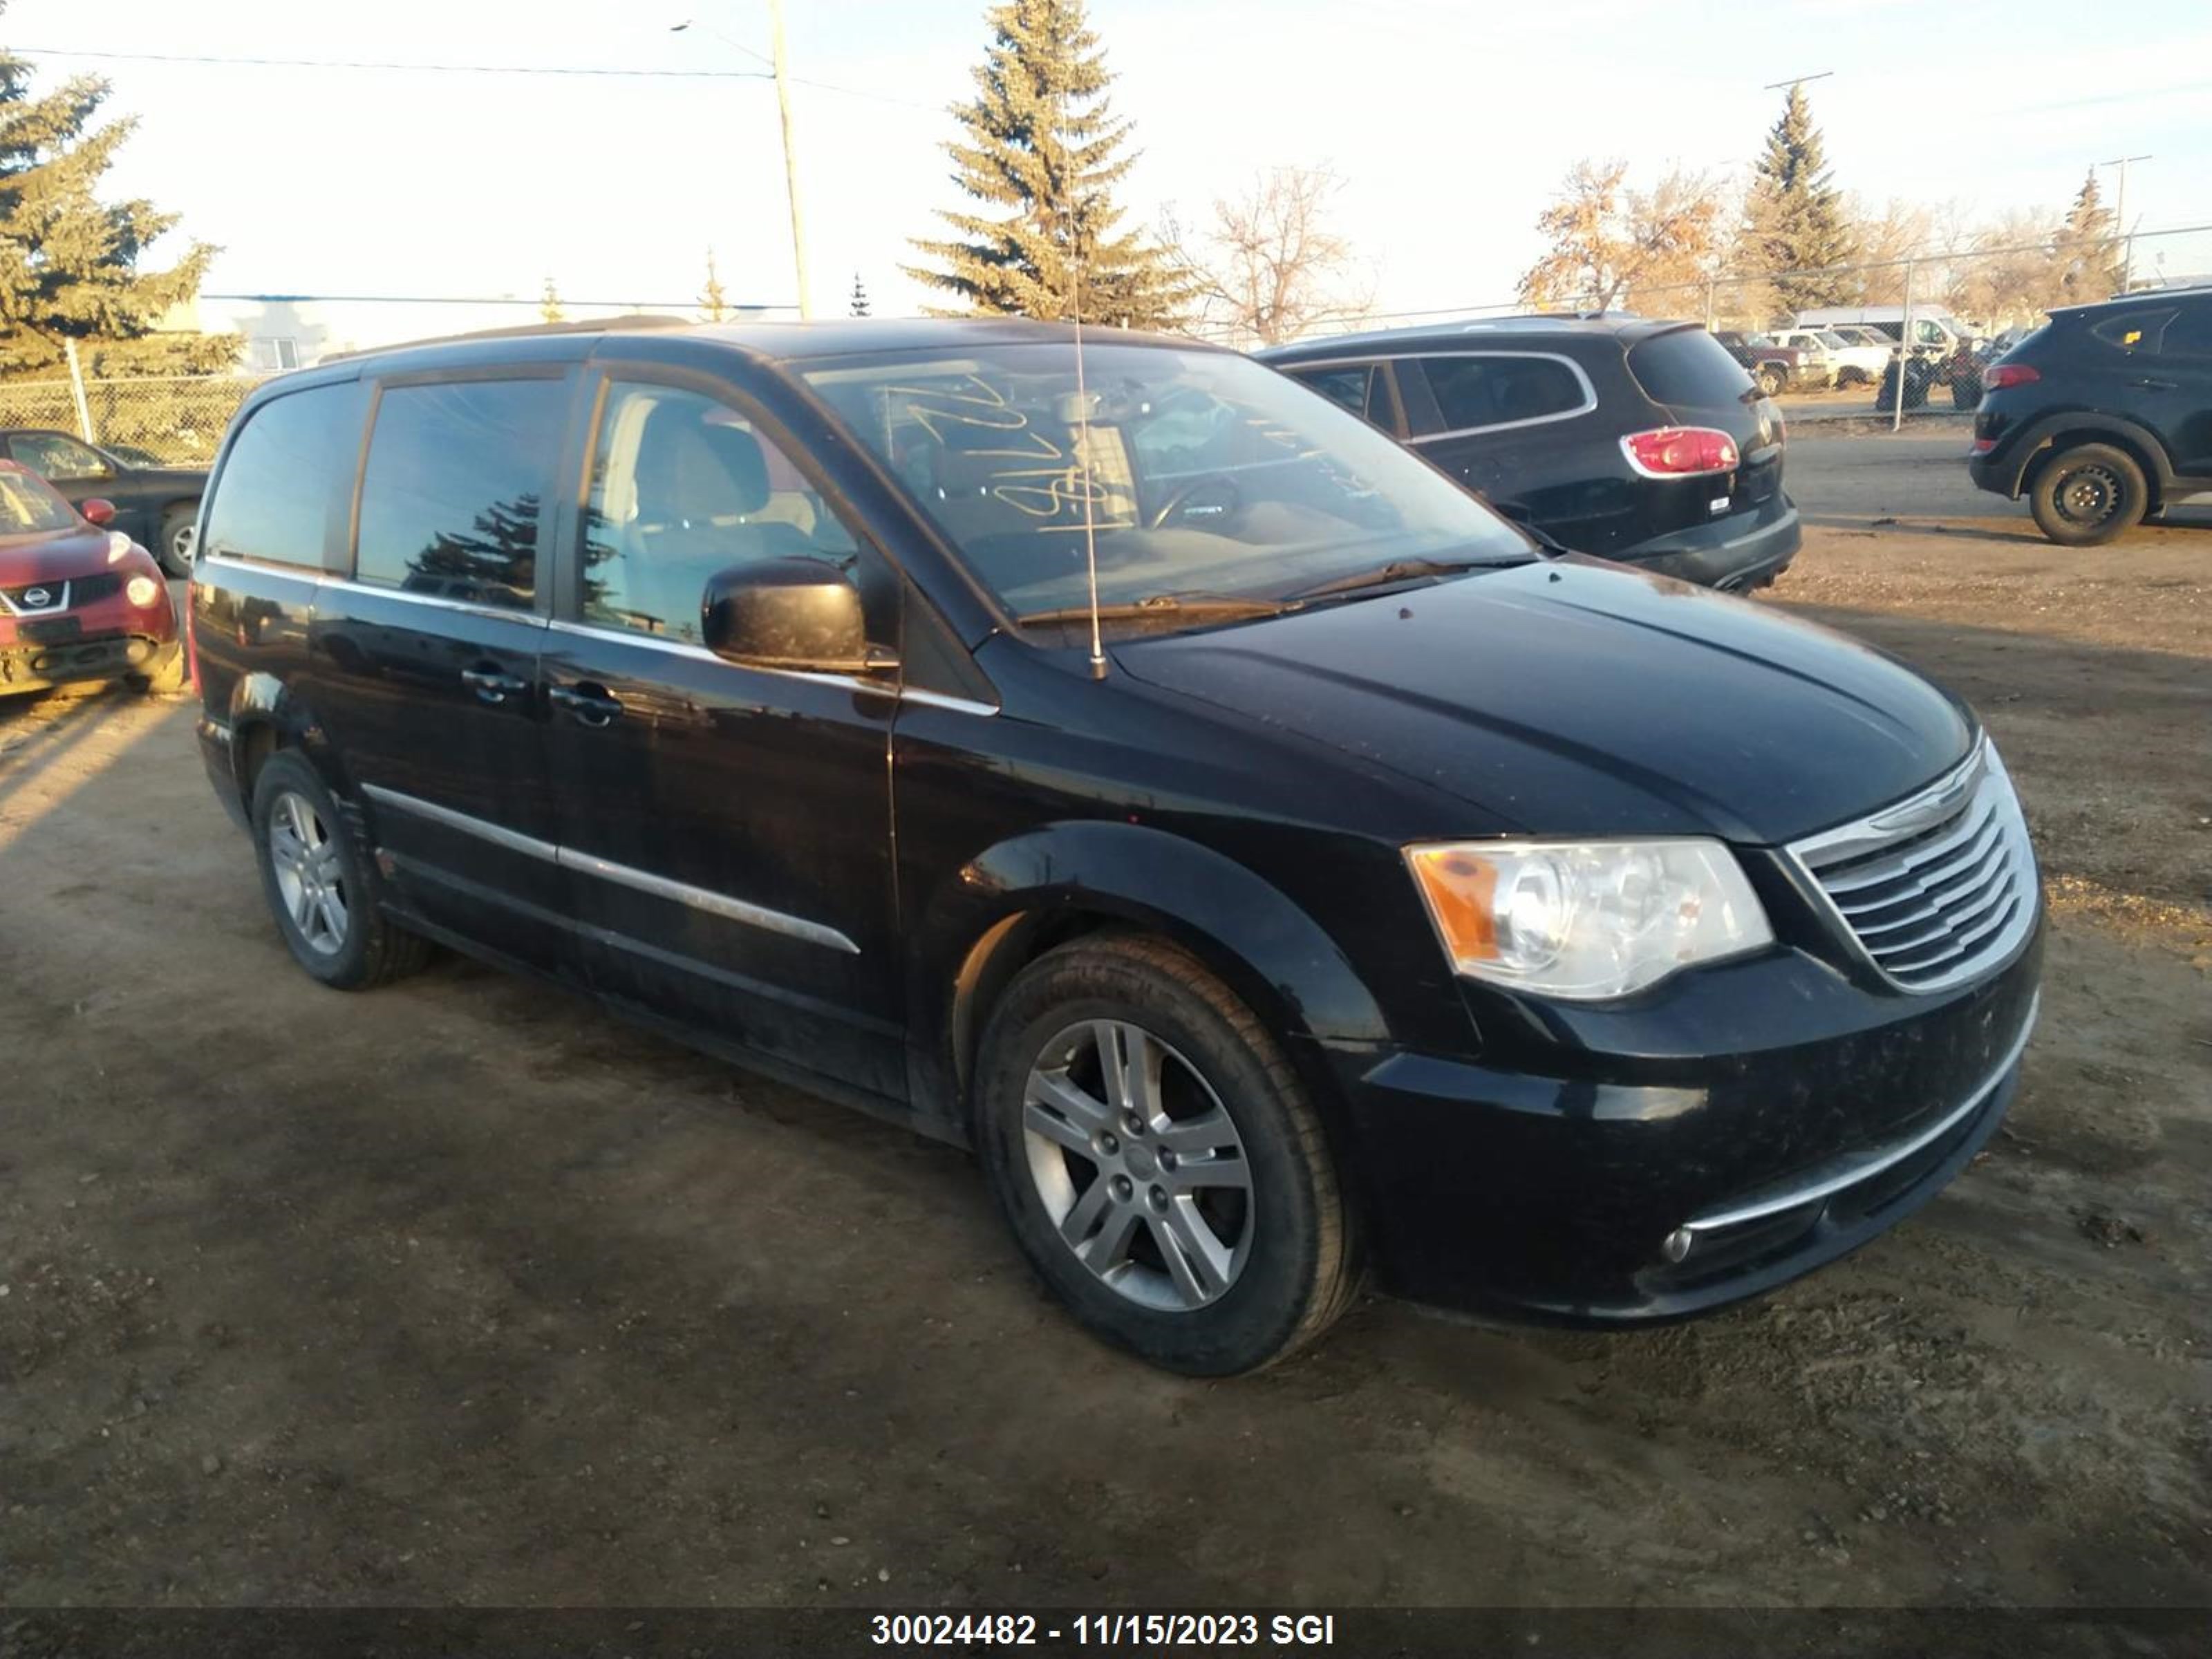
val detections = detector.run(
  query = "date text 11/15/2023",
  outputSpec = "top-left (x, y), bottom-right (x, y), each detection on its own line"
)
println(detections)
top-left (870, 1612), bottom-right (1338, 1647)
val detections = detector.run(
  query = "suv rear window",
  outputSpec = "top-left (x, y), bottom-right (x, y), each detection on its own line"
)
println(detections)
top-left (355, 378), bottom-right (566, 610)
top-left (1628, 329), bottom-right (1755, 409)
top-left (201, 382), bottom-right (365, 570)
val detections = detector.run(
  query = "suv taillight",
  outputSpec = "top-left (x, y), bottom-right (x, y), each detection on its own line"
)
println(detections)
top-left (1621, 427), bottom-right (1738, 477)
top-left (1983, 364), bottom-right (2040, 391)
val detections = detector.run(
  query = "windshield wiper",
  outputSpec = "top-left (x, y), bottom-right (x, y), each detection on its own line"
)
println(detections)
top-left (1288, 555), bottom-right (1528, 601)
top-left (1015, 592), bottom-right (1295, 628)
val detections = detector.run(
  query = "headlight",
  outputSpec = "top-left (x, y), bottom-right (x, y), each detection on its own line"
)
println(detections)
top-left (107, 532), bottom-right (133, 563)
top-left (1405, 838), bottom-right (1773, 1000)
top-left (125, 574), bottom-right (162, 608)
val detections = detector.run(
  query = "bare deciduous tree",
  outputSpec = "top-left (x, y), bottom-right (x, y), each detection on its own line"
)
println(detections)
top-left (1518, 160), bottom-right (1726, 315)
top-left (1165, 167), bottom-right (1371, 346)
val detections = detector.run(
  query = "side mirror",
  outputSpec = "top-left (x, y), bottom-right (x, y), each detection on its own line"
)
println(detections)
top-left (702, 557), bottom-right (890, 675)
top-left (81, 498), bottom-right (118, 527)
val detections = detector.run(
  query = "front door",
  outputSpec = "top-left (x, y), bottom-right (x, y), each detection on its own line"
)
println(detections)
top-left (538, 369), bottom-right (906, 1101)
top-left (306, 371), bottom-right (571, 967)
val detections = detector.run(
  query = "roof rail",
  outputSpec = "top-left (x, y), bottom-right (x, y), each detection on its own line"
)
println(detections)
top-left (321, 312), bottom-right (695, 362)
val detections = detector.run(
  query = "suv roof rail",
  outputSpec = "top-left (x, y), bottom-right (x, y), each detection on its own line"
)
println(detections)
top-left (321, 312), bottom-right (696, 362)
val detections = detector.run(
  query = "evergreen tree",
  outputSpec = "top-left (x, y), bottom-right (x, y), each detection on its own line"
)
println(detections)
top-left (2051, 170), bottom-right (2125, 302)
top-left (538, 277), bottom-right (565, 324)
top-left (848, 272), bottom-right (871, 317)
top-left (0, 17), bottom-right (234, 378)
top-left (699, 248), bottom-right (731, 321)
top-left (1743, 84), bottom-right (1855, 308)
top-left (906, 0), bottom-right (1190, 329)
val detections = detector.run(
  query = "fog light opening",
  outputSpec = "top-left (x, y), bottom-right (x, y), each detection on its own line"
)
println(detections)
top-left (1662, 1226), bottom-right (1695, 1264)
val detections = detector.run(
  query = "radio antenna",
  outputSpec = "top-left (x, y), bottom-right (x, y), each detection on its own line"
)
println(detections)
top-left (1062, 86), bottom-right (1107, 681)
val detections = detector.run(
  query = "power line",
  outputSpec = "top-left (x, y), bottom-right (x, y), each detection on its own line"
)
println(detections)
top-left (10, 44), bottom-right (769, 79)
top-left (8, 43), bottom-right (939, 106)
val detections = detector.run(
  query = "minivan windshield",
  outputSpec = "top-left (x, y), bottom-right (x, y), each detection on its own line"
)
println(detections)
top-left (0, 467), bottom-right (81, 536)
top-left (801, 341), bottom-right (1535, 629)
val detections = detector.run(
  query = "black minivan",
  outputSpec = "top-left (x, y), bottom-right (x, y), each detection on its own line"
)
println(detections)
top-left (1259, 315), bottom-right (1800, 591)
top-left (189, 317), bottom-right (2041, 1374)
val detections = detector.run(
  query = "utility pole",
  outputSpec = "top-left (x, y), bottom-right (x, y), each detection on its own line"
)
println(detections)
top-left (1761, 69), bottom-right (1833, 92)
top-left (767, 0), bottom-right (814, 319)
top-left (2095, 154), bottom-right (2151, 293)
top-left (671, 12), bottom-right (812, 318)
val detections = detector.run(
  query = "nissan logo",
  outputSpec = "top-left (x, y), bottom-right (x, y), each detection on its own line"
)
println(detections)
top-left (22, 586), bottom-right (53, 608)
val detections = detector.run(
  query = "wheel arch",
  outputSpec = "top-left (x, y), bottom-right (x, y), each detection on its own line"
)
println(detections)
top-left (2000, 413), bottom-right (2175, 503)
top-left (910, 821), bottom-right (1393, 1143)
top-left (225, 671), bottom-right (341, 808)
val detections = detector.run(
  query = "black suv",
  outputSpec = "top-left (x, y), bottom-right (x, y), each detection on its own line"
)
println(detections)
top-left (189, 317), bottom-right (2039, 1374)
top-left (1259, 315), bottom-right (1799, 591)
top-left (1968, 288), bottom-right (2212, 545)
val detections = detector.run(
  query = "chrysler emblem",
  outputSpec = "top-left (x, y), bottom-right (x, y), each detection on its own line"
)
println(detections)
top-left (22, 586), bottom-right (53, 608)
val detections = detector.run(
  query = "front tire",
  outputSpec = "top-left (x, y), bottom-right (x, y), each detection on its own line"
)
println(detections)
top-left (250, 751), bottom-right (431, 989)
top-left (126, 641), bottom-right (187, 697)
top-left (1755, 364), bottom-right (1787, 397)
top-left (974, 935), bottom-right (1359, 1375)
top-left (2029, 443), bottom-right (2148, 547)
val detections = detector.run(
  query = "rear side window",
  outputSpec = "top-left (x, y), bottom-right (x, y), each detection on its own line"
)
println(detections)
top-left (355, 378), bottom-right (568, 610)
top-left (1627, 329), bottom-right (1756, 409)
top-left (2090, 309), bottom-right (2175, 353)
top-left (2159, 302), bottom-right (2212, 359)
top-left (200, 382), bottom-right (364, 570)
top-left (1412, 355), bottom-right (1586, 433)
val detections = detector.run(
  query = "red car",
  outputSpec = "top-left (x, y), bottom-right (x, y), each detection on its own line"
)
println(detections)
top-left (0, 459), bottom-right (182, 699)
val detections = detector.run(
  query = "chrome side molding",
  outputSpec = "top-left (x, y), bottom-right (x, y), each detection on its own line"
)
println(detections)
top-left (359, 783), bottom-right (859, 955)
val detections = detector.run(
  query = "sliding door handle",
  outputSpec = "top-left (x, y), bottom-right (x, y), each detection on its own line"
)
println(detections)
top-left (550, 683), bottom-right (624, 727)
top-left (460, 666), bottom-right (527, 705)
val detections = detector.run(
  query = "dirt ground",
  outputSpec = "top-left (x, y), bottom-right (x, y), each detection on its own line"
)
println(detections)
top-left (2, 449), bottom-right (2207, 1618)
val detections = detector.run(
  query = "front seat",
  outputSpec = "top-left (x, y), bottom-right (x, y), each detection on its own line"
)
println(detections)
top-left (627, 411), bottom-right (812, 637)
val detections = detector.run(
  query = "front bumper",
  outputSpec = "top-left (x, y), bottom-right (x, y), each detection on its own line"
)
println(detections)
top-left (0, 630), bottom-right (175, 696)
top-left (1329, 914), bottom-right (2043, 1323)
top-left (1619, 492), bottom-right (1801, 591)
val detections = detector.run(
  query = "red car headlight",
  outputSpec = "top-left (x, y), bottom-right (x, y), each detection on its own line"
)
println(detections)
top-left (126, 574), bottom-right (162, 608)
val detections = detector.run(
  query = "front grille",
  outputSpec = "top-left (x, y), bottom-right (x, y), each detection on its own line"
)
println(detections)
top-left (1790, 741), bottom-right (2038, 992)
top-left (1, 572), bottom-right (117, 614)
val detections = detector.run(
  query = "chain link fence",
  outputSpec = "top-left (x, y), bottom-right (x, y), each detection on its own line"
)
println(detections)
top-left (0, 371), bottom-right (263, 466)
top-left (1268, 222), bottom-right (2212, 425)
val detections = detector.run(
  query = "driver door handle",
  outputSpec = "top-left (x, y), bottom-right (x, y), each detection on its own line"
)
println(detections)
top-left (2130, 377), bottom-right (2177, 391)
top-left (550, 682), bottom-right (624, 727)
top-left (460, 666), bottom-right (527, 705)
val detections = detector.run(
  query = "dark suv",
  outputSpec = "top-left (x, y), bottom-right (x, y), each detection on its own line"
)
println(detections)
top-left (189, 317), bottom-right (2039, 1374)
top-left (1, 428), bottom-right (207, 575)
top-left (1259, 316), bottom-right (1799, 591)
top-left (1967, 288), bottom-right (2212, 545)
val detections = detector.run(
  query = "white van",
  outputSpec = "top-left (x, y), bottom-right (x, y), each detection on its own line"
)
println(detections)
top-left (1796, 306), bottom-right (1966, 356)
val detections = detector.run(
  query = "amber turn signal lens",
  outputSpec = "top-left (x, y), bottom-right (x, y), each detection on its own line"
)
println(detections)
top-left (1406, 845), bottom-right (1500, 965)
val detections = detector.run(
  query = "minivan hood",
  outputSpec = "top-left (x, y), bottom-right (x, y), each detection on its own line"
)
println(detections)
top-left (1112, 559), bottom-right (1974, 845)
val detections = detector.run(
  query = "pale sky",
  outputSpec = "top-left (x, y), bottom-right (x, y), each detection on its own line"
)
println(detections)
top-left (14, 0), bottom-right (2212, 330)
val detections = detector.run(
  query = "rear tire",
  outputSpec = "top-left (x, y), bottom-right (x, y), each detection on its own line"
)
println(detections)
top-left (974, 934), bottom-right (1360, 1375)
top-left (250, 751), bottom-right (431, 989)
top-left (1950, 374), bottom-right (1982, 409)
top-left (2028, 443), bottom-right (2148, 547)
top-left (1755, 364), bottom-right (1787, 397)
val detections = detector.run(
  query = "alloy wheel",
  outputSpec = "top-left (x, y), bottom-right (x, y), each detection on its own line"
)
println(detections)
top-left (1022, 1019), bottom-right (1253, 1312)
top-left (268, 790), bottom-right (349, 955)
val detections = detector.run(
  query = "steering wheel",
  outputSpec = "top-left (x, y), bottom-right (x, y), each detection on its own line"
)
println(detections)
top-left (1147, 473), bottom-right (1243, 531)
